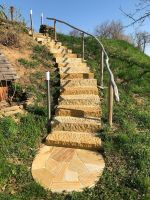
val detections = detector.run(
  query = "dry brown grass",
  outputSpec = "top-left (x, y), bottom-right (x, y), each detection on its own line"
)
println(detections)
top-left (0, 19), bottom-right (39, 86)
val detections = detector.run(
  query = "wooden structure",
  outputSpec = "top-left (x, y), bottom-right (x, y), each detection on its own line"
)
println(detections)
top-left (39, 24), bottom-right (55, 36)
top-left (0, 52), bottom-right (17, 101)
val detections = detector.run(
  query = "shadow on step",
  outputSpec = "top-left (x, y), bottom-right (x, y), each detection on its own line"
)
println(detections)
top-left (44, 142), bottom-right (104, 152)
top-left (56, 107), bottom-right (101, 119)
top-left (61, 73), bottom-right (91, 79)
top-left (61, 80), bottom-right (71, 87)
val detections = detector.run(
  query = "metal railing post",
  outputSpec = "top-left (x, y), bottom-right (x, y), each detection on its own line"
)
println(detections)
top-left (101, 50), bottom-right (104, 88)
top-left (10, 6), bottom-right (14, 21)
top-left (30, 9), bottom-right (33, 35)
top-left (108, 81), bottom-right (113, 127)
top-left (46, 72), bottom-right (51, 124)
top-left (41, 13), bottom-right (43, 25)
top-left (82, 32), bottom-right (85, 61)
top-left (54, 20), bottom-right (57, 41)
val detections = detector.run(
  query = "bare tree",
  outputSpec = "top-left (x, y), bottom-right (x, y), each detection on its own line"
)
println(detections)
top-left (133, 31), bottom-right (150, 53)
top-left (121, 0), bottom-right (150, 26)
top-left (95, 21), bottom-right (111, 38)
top-left (95, 20), bottom-right (126, 40)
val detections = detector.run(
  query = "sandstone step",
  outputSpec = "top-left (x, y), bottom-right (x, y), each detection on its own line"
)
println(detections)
top-left (56, 57), bottom-right (83, 63)
top-left (60, 73), bottom-right (94, 79)
top-left (58, 62), bottom-right (87, 68)
top-left (33, 33), bottom-right (49, 38)
top-left (35, 37), bottom-right (48, 43)
top-left (60, 86), bottom-right (99, 95)
top-left (55, 42), bottom-right (62, 46)
top-left (46, 131), bottom-right (102, 150)
top-left (54, 53), bottom-right (77, 58)
top-left (59, 95), bottom-right (101, 106)
top-left (56, 105), bottom-right (102, 118)
top-left (49, 48), bottom-right (72, 54)
top-left (48, 46), bottom-right (72, 53)
top-left (60, 79), bottom-right (97, 87)
top-left (63, 48), bottom-right (72, 54)
top-left (51, 116), bottom-right (101, 133)
top-left (48, 42), bottom-right (62, 48)
top-left (35, 37), bottom-right (52, 43)
top-left (47, 42), bottom-right (64, 48)
top-left (59, 66), bottom-right (90, 73)
top-left (33, 36), bottom-right (46, 40)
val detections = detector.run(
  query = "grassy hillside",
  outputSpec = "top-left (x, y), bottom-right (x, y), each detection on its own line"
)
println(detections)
top-left (0, 23), bottom-right (150, 200)
top-left (56, 34), bottom-right (150, 199)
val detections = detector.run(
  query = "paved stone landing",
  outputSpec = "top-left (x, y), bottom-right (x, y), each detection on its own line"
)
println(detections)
top-left (32, 145), bottom-right (105, 193)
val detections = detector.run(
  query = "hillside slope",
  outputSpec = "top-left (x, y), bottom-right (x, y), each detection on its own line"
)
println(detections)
top-left (56, 34), bottom-right (150, 199)
top-left (0, 23), bottom-right (150, 200)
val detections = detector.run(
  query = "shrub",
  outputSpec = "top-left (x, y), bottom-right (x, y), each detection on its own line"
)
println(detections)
top-left (18, 58), bottom-right (39, 68)
top-left (0, 28), bottom-right (20, 47)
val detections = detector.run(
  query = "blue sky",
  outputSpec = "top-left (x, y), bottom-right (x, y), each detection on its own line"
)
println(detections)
top-left (2, 0), bottom-right (150, 54)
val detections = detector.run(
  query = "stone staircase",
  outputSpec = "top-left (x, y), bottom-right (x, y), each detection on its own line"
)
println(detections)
top-left (32, 33), bottom-right (105, 192)
top-left (36, 34), bottom-right (102, 150)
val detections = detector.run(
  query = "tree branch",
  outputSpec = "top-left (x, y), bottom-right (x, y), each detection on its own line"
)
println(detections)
top-left (120, 1), bottom-right (150, 27)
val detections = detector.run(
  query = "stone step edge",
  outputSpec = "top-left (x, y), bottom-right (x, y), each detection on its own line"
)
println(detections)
top-left (60, 78), bottom-right (97, 81)
top-left (56, 107), bottom-right (102, 118)
top-left (52, 116), bottom-right (101, 125)
top-left (60, 77), bottom-right (95, 81)
top-left (57, 104), bottom-right (101, 109)
top-left (57, 63), bottom-right (87, 67)
top-left (46, 131), bottom-right (102, 150)
top-left (59, 94), bottom-right (101, 100)
top-left (60, 86), bottom-right (98, 90)
top-left (53, 53), bottom-right (77, 58)
top-left (56, 105), bottom-right (102, 114)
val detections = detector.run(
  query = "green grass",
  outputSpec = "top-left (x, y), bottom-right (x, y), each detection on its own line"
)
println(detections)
top-left (18, 44), bottom-right (53, 69)
top-left (0, 33), bottom-right (150, 199)
top-left (18, 58), bottom-right (39, 68)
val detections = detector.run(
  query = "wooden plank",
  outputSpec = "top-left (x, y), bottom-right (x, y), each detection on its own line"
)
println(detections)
top-left (0, 75), bottom-right (4, 80)
top-left (0, 61), bottom-right (10, 64)
top-left (0, 68), bottom-right (16, 72)
top-left (2, 73), bottom-right (17, 76)
top-left (3, 73), bottom-right (17, 76)
top-left (1, 72), bottom-right (17, 76)
top-left (0, 54), bottom-right (6, 57)
top-left (0, 67), bottom-right (15, 71)
top-left (0, 65), bottom-right (14, 69)
top-left (0, 56), bottom-right (8, 59)
top-left (0, 70), bottom-right (15, 73)
top-left (0, 67), bottom-right (14, 71)
top-left (0, 65), bottom-right (13, 67)
top-left (0, 62), bottom-right (10, 65)
top-left (0, 53), bottom-right (17, 81)
top-left (2, 76), bottom-right (15, 80)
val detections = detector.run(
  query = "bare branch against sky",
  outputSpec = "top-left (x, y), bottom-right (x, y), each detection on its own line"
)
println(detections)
top-left (121, 0), bottom-right (150, 27)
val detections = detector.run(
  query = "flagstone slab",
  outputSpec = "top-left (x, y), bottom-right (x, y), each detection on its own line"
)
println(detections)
top-left (32, 145), bottom-right (105, 192)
